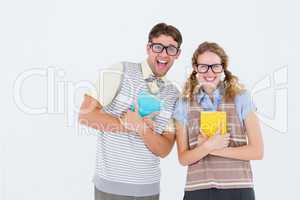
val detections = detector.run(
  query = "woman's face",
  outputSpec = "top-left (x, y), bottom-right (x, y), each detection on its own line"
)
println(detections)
top-left (194, 51), bottom-right (223, 92)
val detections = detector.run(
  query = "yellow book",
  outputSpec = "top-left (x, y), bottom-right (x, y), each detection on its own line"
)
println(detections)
top-left (200, 111), bottom-right (227, 137)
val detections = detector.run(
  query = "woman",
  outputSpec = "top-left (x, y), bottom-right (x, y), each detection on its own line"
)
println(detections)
top-left (174, 42), bottom-right (264, 200)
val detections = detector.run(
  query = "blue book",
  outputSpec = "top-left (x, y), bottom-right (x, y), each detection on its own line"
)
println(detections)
top-left (130, 91), bottom-right (163, 118)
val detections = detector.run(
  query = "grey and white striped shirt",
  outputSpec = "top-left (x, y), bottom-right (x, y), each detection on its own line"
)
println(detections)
top-left (93, 62), bottom-right (179, 197)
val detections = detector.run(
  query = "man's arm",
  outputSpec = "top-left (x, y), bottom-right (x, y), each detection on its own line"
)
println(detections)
top-left (79, 95), bottom-right (176, 157)
top-left (79, 63), bottom-right (127, 132)
top-left (119, 101), bottom-right (176, 158)
top-left (78, 95), bottom-right (126, 132)
top-left (140, 127), bottom-right (176, 158)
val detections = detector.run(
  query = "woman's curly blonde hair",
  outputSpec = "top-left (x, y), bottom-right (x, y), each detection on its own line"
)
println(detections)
top-left (182, 42), bottom-right (244, 102)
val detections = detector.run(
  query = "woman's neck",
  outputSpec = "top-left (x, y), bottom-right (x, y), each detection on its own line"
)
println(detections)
top-left (202, 85), bottom-right (217, 103)
top-left (203, 85), bottom-right (216, 95)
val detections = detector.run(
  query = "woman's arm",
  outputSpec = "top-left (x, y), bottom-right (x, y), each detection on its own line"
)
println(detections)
top-left (176, 121), bottom-right (229, 166)
top-left (210, 112), bottom-right (264, 160)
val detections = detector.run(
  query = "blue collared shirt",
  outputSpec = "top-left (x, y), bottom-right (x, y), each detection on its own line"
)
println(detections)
top-left (173, 88), bottom-right (257, 127)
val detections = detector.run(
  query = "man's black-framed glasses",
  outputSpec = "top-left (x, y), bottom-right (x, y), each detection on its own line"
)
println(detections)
top-left (195, 63), bottom-right (224, 73)
top-left (149, 43), bottom-right (179, 56)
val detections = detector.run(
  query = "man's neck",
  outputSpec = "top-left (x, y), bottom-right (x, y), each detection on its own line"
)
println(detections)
top-left (146, 59), bottom-right (155, 75)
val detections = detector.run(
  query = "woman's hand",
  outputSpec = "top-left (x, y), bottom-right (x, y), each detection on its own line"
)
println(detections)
top-left (203, 127), bottom-right (230, 151)
top-left (197, 134), bottom-right (208, 146)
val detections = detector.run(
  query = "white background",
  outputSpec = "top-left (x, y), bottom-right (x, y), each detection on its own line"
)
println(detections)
top-left (1, 0), bottom-right (299, 199)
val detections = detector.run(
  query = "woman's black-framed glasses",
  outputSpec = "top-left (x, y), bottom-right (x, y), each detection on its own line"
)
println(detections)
top-left (149, 43), bottom-right (179, 56)
top-left (195, 63), bottom-right (224, 73)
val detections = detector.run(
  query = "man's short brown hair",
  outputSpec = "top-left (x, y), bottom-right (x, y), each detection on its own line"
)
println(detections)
top-left (148, 23), bottom-right (183, 48)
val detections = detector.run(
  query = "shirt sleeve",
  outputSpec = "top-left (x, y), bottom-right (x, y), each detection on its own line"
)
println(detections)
top-left (235, 90), bottom-right (257, 122)
top-left (85, 63), bottom-right (123, 106)
top-left (172, 98), bottom-right (188, 127)
top-left (163, 118), bottom-right (176, 133)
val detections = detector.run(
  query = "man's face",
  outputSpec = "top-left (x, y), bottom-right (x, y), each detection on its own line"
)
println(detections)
top-left (146, 34), bottom-right (181, 77)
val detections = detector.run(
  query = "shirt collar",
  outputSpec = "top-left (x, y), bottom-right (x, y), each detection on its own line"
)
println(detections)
top-left (196, 83), bottom-right (225, 110)
top-left (197, 88), bottom-right (220, 102)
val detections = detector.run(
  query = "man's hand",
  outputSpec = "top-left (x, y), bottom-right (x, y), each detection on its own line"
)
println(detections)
top-left (120, 100), bottom-right (144, 132)
top-left (120, 100), bottom-right (160, 135)
top-left (142, 112), bottom-right (159, 130)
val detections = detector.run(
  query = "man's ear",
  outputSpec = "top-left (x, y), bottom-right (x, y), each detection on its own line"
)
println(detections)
top-left (146, 43), bottom-right (151, 54)
top-left (175, 49), bottom-right (181, 59)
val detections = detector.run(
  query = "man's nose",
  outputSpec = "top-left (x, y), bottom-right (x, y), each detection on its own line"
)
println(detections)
top-left (159, 48), bottom-right (168, 57)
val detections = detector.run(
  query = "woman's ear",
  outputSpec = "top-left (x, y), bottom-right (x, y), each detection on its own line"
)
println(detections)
top-left (220, 72), bottom-right (225, 81)
top-left (192, 65), bottom-right (197, 73)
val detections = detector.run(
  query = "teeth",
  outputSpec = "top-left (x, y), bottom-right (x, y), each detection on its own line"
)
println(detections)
top-left (157, 60), bottom-right (167, 64)
top-left (205, 77), bottom-right (215, 81)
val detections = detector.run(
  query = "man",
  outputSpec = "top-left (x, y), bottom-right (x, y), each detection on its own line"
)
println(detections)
top-left (79, 23), bottom-right (182, 200)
